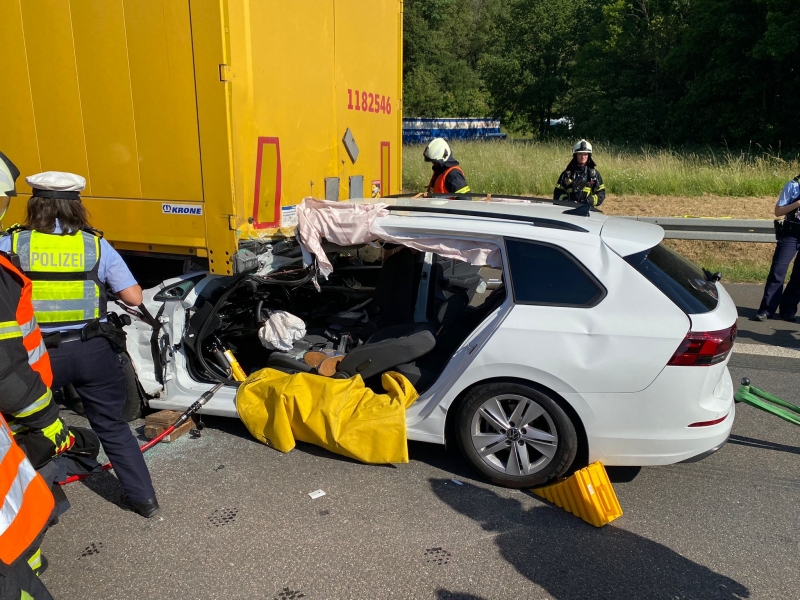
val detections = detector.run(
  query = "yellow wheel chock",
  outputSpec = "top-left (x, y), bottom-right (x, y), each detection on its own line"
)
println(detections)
top-left (532, 461), bottom-right (623, 527)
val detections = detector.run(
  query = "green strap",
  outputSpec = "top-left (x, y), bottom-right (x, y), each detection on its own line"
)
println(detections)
top-left (746, 385), bottom-right (800, 414)
top-left (735, 386), bottom-right (800, 426)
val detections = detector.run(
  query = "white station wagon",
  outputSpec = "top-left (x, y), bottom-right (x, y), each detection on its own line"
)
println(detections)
top-left (120, 198), bottom-right (737, 488)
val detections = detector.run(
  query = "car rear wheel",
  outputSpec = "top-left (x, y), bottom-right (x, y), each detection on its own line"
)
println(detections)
top-left (455, 383), bottom-right (578, 488)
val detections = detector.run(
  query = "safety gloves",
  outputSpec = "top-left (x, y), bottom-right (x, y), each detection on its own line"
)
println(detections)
top-left (40, 417), bottom-right (76, 456)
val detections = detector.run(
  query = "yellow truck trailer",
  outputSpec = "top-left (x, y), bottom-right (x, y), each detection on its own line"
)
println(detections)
top-left (1, 0), bottom-right (403, 275)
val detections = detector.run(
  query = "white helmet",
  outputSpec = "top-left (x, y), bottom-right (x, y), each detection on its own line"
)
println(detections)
top-left (573, 139), bottom-right (592, 154)
top-left (0, 151), bottom-right (20, 222)
top-left (423, 137), bottom-right (451, 162)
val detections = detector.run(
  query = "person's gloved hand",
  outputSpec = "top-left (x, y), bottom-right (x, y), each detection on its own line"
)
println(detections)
top-left (40, 418), bottom-right (76, 456)
top-left (16, 422), bottom-right (81, 469)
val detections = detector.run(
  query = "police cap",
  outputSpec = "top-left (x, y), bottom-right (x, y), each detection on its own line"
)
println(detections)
top-left (27, 171), bottom-right (86, 200)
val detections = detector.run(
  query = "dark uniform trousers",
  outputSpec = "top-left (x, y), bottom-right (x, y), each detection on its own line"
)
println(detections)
top-left (0, 558), bottom-right (54, 600)
top-left (758, 234), bottom-right (800, 318)
top-left (49, 336), bottom-right (155, 502)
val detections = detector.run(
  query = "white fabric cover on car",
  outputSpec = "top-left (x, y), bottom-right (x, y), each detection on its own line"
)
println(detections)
top-left (258, 310), bottom-right (307, 352)
top-left (297, 197), bottom-right (502, 278)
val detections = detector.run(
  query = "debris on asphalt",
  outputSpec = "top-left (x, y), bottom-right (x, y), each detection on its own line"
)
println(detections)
top-left (451, 479), bottom-right (464, 485)
top-left (308, 489), bottom-right (326, 499)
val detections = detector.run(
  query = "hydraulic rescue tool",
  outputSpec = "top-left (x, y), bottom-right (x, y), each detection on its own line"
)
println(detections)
top-left (60, 383), bottom-right (224, 484)
top-left (735, 378), bottom-right (800, 426)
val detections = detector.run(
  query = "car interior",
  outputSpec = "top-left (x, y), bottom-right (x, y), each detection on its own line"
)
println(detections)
top-left (182, 241), bottom-right (506, 393)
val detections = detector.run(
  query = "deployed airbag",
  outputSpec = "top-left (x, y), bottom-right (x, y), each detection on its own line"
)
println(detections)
top-left (258, 310), bottom-right (307, 352)
top-left (236, 369), bottom-right (419, 464)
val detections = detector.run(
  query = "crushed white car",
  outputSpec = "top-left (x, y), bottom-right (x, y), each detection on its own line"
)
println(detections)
top-left (120, 198), bottom-right (737, 488)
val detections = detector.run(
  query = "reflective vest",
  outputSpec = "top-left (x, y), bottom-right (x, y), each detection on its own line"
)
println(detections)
top-left (12, 230), bottom-right (106, 329)
top-left (0, 254), bottom-right (52, 388)
top-left (0, 413), bottom-right (55, 565)
top-left (427, 165), bottom-right (469, 194)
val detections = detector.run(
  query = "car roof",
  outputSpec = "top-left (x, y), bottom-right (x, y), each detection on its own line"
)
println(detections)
top-left (348, 197), bottom-right (609, 234)
top-left (343, 197), bottom-right (665, 256)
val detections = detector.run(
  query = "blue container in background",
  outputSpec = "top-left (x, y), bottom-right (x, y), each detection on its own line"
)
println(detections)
top-left (403, 118), bottom-right (507, 144)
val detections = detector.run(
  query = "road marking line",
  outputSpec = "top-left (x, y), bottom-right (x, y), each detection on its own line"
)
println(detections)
top-left (733, 342), bottom-right (800, 359)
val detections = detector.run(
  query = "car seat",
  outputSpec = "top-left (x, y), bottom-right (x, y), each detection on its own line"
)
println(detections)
top-left (326, 246), bottom-right (419, 337)
top-left (393, 283), bottom-right (507, 392)
top-left (333, 289), bottom-right (469, 380)
top-left (267, 290), bottom-right (470, 380)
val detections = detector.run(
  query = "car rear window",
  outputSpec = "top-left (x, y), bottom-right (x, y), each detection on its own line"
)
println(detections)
top-left (506, 239), bottom-right (605, 307)
top-left (625, 244), bottom-right (719, 314)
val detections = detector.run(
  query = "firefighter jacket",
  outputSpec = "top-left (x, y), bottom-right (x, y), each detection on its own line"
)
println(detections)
top-left (0, 257), bottom-right (57, 568)
top-left (11, 229), bottom-right (107, 329)
top-left (427, 158), bottom-right (470, 195)
top-left (0, 412), bottom-right (55, 566)
top-left (553, 157), bottom-right (606, 207)
top-left (0, 254), bottom-right (56, 428)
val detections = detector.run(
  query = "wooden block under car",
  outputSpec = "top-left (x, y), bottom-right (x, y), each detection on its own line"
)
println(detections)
top-left (143, 410), bottom-right (197, 442)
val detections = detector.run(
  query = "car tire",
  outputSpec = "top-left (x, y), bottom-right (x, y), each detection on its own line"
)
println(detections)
top-left (62, 353), bottom-right (143, 422)
top-left (455, 382), bottom-right (578, 488)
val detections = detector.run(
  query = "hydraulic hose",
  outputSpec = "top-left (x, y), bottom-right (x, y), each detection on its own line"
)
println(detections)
top-left (60, 383), bottom-right (224, 485)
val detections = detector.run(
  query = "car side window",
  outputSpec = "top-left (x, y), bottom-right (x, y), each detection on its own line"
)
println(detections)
top-left (505, 239), bottom-right (605, 307)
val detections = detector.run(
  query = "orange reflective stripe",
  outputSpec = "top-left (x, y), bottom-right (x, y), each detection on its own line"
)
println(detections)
top-left (0, 255), bottom-right (53, 387)
top-left (0, 417), bottom-right (54, 565)
top-left (431, 166), bottom-right (464, 194)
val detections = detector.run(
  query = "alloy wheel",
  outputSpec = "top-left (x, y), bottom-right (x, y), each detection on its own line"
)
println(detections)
top-left (470, 393), bottom-right (558, 476)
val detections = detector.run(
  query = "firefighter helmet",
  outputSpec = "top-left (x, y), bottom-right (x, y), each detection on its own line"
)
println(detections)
top-left (573, 139), bottom-right (592, 154)
top-left (0, 150), bottom-right (20, 221)
top-left (423, 138), bottom-right (451, 162)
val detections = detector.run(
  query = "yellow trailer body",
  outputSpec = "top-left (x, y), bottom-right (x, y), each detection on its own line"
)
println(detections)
top-left (0, 0), bottom-right (403, 275)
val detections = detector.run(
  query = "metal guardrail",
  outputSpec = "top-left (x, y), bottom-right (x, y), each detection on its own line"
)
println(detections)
top-left (622, 217), bottom-right (775, 242)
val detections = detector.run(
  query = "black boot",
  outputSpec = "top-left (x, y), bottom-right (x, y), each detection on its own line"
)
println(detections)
top-left (119, 495), bottom-right (160, 518)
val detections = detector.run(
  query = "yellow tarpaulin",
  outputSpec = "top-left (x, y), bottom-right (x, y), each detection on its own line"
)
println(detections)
top-left (235, 368), bottom-right (419, 464)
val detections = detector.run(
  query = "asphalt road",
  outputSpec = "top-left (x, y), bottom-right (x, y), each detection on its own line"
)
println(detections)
top-left (39, 283), bottom-right (798, 600)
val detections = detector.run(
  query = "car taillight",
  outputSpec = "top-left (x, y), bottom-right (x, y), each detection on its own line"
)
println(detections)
top-left (668, 323), bottom-right (737, 367)
top-left (688, 413), bottom-right (729, 427)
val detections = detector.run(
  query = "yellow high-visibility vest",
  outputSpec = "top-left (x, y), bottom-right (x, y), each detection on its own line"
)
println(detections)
top-left (12, 229), bottom-right (106, 328)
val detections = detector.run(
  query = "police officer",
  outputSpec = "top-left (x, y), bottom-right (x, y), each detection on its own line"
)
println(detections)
top-left (0, 170), bottom-right (160, 518)
top-left (423, 138), bottom-right (471, 195)
top-left (554, 140), bottom-right (606, 207)
top-left (753, 173), bottom-right (800, 322)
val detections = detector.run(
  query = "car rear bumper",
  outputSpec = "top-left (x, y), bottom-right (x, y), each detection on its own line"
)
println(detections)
top-left (679, 433), bottom-right (730, 463)
top-left (570, 364), bottom-right (735, 466)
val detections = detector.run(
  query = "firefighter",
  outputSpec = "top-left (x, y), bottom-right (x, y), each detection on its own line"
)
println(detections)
top-left (0, 414), bottom-right (56, 600)
top-left (0, 151), bottom-right (65, 599)
top-left (753, 173), bottom-right (800, 322)
top-left (553, 139), bottom-right (606, 207)
top-left (423, 138), bottom-right (471, 195)
top-left (0, 170), bottom-right (160, 518)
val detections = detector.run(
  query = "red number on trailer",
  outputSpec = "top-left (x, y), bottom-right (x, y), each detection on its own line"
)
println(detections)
top-left (345, 89), bottom-right (392, 115)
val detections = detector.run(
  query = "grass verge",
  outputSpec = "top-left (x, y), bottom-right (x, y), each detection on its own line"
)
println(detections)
top-left (662, 240), bottom-right (772, 284)
top-left (403, 140), bottom-right (799, 198)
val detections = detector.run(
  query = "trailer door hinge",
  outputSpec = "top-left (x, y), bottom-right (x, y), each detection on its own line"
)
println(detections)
top-left (219, 64), bottom-right (233, 82)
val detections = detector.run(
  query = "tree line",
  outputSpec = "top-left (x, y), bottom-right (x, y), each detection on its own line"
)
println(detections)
top-left (403, 0), bottom-right (799, 149)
